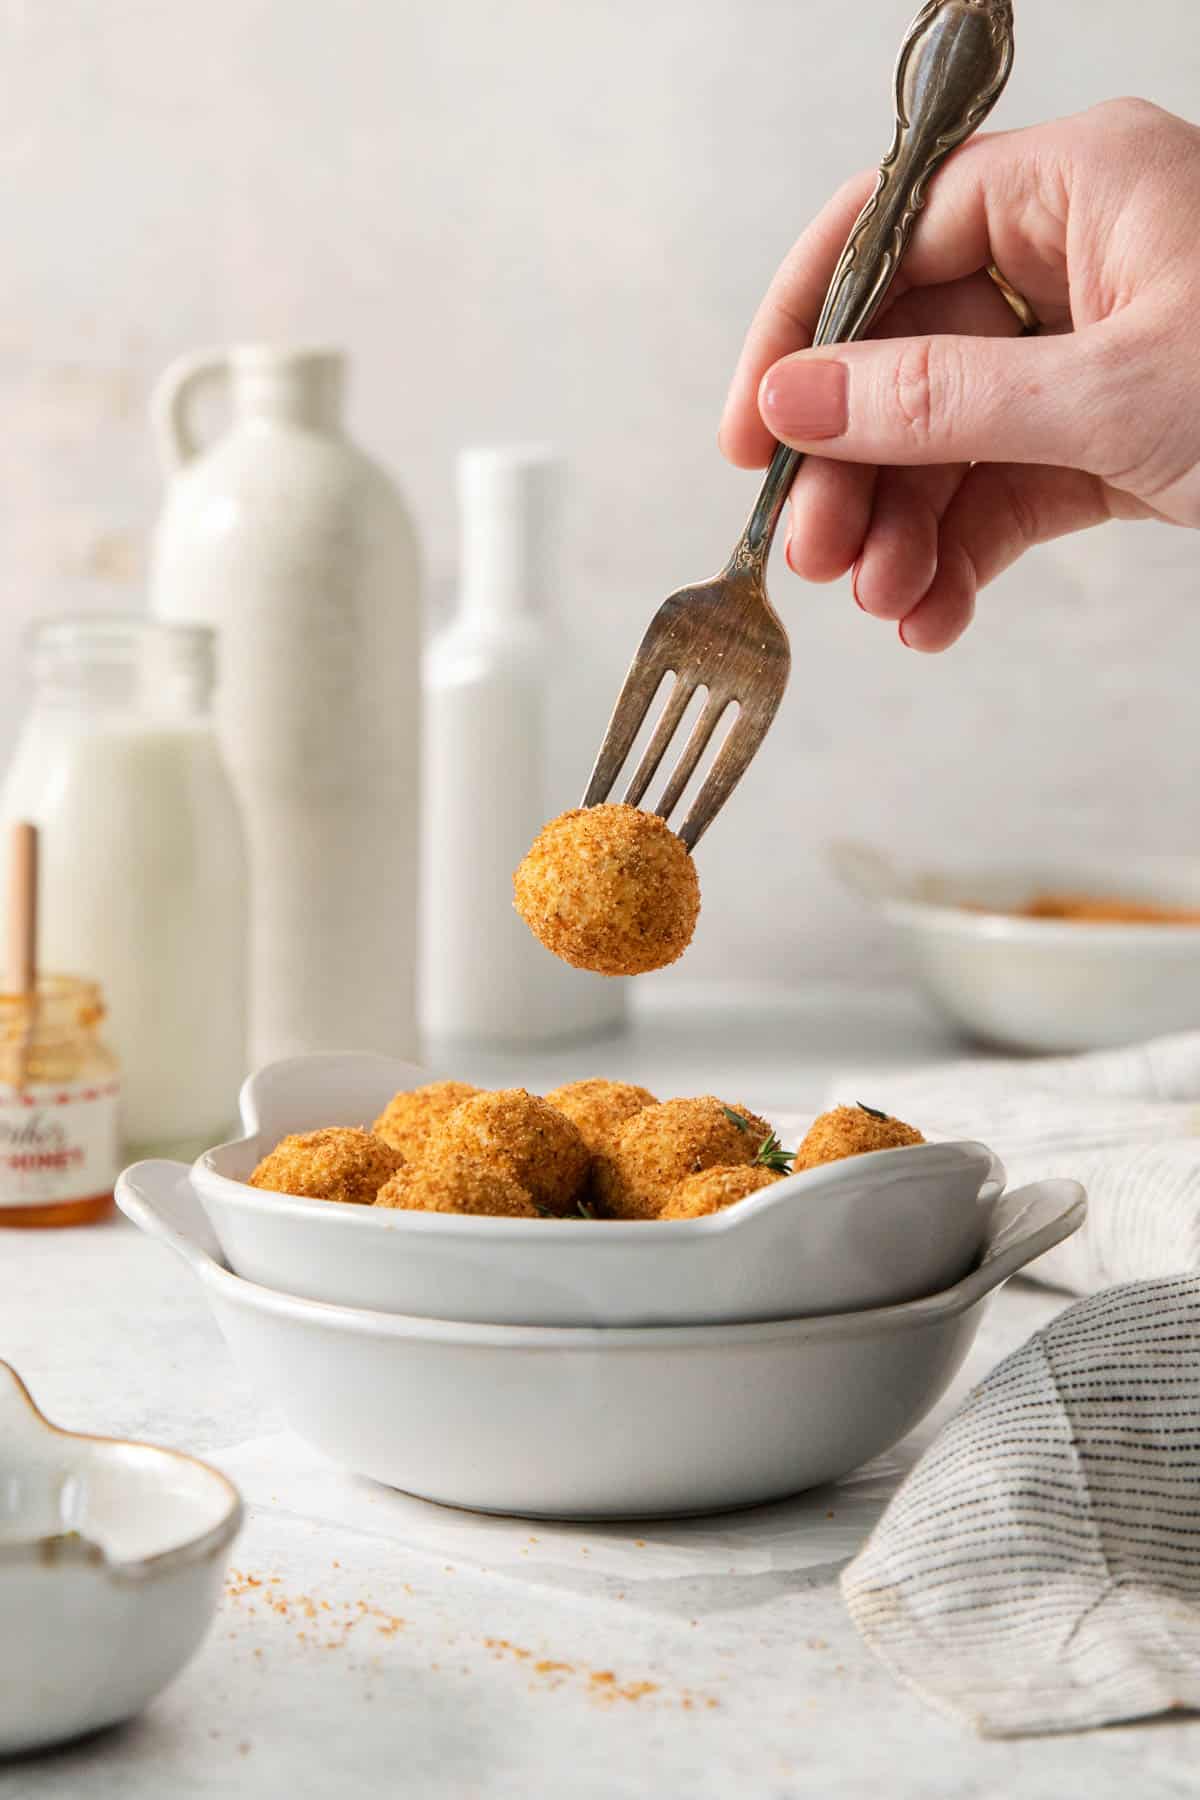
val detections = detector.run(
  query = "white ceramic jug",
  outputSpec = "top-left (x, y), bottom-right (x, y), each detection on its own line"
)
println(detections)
top-left (149, 346), bottom-right (420, 1066)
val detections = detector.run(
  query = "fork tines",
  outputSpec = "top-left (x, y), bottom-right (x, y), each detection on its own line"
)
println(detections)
top-left (581, 579), bottom-right (790, 850)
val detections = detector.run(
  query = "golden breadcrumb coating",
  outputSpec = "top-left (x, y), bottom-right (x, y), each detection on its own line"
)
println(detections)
top-left (428, 1088), bottom-right (589, 1214)
top-left (375, 1151), bottom-right (538, 1217)
top-left (249, 1127), bottom-right (402, 1205)
top-left (544, 1079), bottom-right (659, 1158)
top-left (794, 1104), bottom-right (925, 1172)
top-left (513, 803), bottom-right (700, 977)
top-left (373, 1080), bottom-right (481, 1159)
top-left (596, 1096), bottom-right (774, 1221)
top-left (659, 1164), bottom-right (781, 1220)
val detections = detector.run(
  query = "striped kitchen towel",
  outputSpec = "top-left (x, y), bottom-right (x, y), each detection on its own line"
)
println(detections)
top-left (827, 1031), bottom-right (1200, 1295)
top-left (842, 1275), bottom-right (1200, 1736)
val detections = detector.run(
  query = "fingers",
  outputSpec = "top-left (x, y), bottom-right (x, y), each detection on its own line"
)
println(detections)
top-left (785, 458), bottom-right (876, 584)
top-left (759, 324), bottom-right (1135, 477)
top-left (852, 464), bottom-right (967, 619)
top-left (719, 171), bottom-right (878, 469)
top-left (720, 121), bottom-right (1078, 472)
top-left (784, 269), bottom-right (1021, 589)
top-left (898, 463), bottom-right (1116, 653)
top-left (869, 130), bottom-right (1072, 327)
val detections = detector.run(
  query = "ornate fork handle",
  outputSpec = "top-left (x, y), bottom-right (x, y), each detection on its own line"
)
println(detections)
top-left (739, 0), bottom-right (1014, 566)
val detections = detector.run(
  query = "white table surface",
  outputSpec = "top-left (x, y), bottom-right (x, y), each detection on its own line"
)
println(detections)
top-left (2, 986), bottom-right (1197, 1799)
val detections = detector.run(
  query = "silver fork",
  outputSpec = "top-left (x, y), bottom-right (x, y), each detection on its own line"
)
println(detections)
top-left (582, 0), bottom-right (1015, 849)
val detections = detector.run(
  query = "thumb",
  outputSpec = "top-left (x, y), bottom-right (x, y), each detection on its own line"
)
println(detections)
top-left (758, 327), bottom-right (1130, 474)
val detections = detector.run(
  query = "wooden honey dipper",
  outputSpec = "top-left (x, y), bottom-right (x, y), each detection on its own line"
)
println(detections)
top-left (6, 821), bottom-right (38, 1089)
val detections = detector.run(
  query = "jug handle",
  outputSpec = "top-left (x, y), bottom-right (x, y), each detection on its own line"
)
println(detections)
top-left (151, 349), bottom-right (230, 472)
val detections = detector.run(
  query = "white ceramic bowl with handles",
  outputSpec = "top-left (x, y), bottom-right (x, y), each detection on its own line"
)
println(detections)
top-left (0, 1362), bottom-right (242, 1756)
top-left (171, 1053), bottom-right (1007, 1328)
top-left (117, 1161), bottom-right (1085, 1520)
top-left (834, 843), bottom-right (1200, 1054)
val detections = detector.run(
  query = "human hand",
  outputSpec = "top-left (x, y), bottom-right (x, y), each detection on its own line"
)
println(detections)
top-left (719, 100), bottom-right (1200, 650)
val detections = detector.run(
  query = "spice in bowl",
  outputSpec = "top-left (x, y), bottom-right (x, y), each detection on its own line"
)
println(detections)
top-left (1013, 892), bottom-right (1200, 925)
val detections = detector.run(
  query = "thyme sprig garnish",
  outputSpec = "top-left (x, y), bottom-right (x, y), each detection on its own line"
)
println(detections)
top-left (722, 1104), bottom-right (793, 1173)
top-left (856, 1101), bottom-right (891, 1122)
top-left (754, 1131), bottom-right (795, 1174)
top-left (536, 1196), bottom-right (598, 1219)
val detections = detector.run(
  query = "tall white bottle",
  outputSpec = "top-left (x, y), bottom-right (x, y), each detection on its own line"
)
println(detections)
top-left (149, 345), bottom-right (420, 1065)
top-left (421, 446), bottom-right (625, 1045)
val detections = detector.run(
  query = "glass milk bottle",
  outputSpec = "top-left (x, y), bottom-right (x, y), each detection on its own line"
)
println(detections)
top-left (0, 618), bottom-right (248, 1158)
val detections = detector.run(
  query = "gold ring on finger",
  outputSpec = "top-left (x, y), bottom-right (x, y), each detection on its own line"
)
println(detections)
top-left (986, 263), bottom-right (1041, 336)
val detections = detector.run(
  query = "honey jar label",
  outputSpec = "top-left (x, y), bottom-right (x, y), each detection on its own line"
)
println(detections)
top-left (0, 1080), bottom-right (120, 1209)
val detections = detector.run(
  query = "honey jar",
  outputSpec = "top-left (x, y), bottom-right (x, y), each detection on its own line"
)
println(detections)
top-left (0, 975), bottom-right (120, 1227)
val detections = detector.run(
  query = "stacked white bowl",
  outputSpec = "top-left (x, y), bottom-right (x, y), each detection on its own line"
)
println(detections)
top-left (117, 1055), bottom-right (1085, 1520)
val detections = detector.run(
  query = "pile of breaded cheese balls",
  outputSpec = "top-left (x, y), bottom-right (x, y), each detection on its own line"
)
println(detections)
top-left (249, 1082), bottom-right (924, 1222)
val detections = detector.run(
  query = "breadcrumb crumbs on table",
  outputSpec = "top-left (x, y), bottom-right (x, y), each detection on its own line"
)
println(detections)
top-left (223, 1575), bottom-right (403, 1652)
top-left (222, 1572), bottom-right (715, 1708)
top-left (483, 1638), bottom-right (708, 1708)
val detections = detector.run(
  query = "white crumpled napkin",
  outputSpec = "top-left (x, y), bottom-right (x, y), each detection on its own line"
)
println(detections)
top-left (826, 1031), bottom-right (1200, 1294)
top-left (842, 1274), bottom-right (1200, 1737)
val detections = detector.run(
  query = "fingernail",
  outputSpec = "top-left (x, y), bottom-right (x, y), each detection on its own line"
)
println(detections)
top-left (851, 562), bottom-right (866, 612)
top-left (760, 358), bottom-right (848, 441)
top-left (898, 617), bottom-right (912, 648)
top-left (784, 525), bottom-right (795, 572)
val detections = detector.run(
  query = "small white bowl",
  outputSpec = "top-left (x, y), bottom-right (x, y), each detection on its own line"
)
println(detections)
top-left (834, 843), bottom-right (1200, 1054)
top-left (172, 1053), bottom-right (1006, 1327)
top-left (116, 1160), bottom-right (1084, 1519)
top-left (0, 1363), bottom-right (242, 1756)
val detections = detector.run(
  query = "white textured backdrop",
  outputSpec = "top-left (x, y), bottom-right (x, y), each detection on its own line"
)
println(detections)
top-left (1, 0), bottom-right (1198, 990)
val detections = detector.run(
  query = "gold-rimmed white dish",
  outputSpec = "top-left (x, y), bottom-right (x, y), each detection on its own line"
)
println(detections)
top-left (0, 1362), bottom-right (242, 1756)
